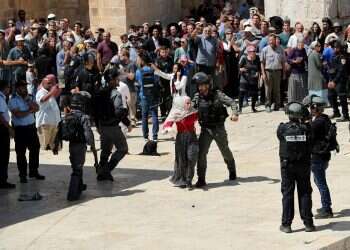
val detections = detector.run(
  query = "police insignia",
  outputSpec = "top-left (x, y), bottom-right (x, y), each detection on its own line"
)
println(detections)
top-left (285, 135), bottom-right (307, 142)
top-left (341, 59), bottom-right (346, 65)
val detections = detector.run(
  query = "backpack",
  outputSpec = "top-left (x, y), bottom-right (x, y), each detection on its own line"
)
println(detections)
top-left (94, 87), bottom-right (116, 122)
top-left (139, 141), bottom-right (160, 156)
top-left (318, 120), bottom-right (339, 154)
top-left (61, 113), bottom-right (85, 143)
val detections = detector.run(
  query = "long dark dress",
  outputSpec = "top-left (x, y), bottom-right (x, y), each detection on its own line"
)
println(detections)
top-left (223, 41), bottom-right (239, 98)
top-left (164, 113), bottom-right (198, 186)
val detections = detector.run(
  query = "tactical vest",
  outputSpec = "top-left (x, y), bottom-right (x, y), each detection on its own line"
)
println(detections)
top-left (61, 113), bottom-right (85, 143)
top-left (141, 68), bottom-right (158, 97)
top-left (197, 91), bottom-right (228, 127)
top-left (279, 122), bottom-right (310, 162)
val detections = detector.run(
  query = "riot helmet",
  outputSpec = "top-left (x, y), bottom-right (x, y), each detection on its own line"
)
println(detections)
top-left (192, 72), bottom-right (210, 86)
top-left (285, 102), bottom-right (306, 120)
top-left (71, 91), bottom-right (91, 110)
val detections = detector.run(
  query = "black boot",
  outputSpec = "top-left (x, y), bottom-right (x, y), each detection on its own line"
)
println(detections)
top-left (195, 178), bottom-right (207, 188)
top-left (305, 224), bottom-right (316, 232)
top-left (315, 208), bottom-right (333, 219)
top-left (67, 175), bottom-right (82, 201)
top-left (279, 225), bottom-right (292, 233)
top-left (226, 160), bottom-right (237, 180)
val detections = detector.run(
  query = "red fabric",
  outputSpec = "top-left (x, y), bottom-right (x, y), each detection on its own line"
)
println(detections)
top-left (163, 112), bottom-right (198, 133)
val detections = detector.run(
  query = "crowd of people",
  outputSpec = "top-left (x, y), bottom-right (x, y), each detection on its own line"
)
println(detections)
top-left (0, 0), bottom-right (349, 232)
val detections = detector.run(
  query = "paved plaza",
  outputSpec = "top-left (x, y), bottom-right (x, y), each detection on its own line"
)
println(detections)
top-left (1, 108), bottom-right (350, 250)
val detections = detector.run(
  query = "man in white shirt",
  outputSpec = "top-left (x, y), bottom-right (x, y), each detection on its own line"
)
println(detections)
top-left (35, 74), bottom-right (61, 150)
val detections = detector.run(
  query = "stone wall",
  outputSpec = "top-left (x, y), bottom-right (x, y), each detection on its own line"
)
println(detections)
top-left (0, 0), bottom-right (89, 28)
top-left (126, 0), bottom-right (182, 28)
top-left (265, 0), bottom-right (350, 27)
top-left (88, 0), bottom-right (127, 40)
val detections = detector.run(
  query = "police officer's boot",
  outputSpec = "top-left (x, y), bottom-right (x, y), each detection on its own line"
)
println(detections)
top-left (226, 160), bottom-right (237, 181)
top-left (67, 175), bottom-right (82, 201)
top-left (279, 225), bottom-right (292, 233)
top-left (195, 178), bottom-right (207, 188)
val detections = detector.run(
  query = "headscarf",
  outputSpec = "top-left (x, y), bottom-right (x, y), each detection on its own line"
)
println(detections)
top-left (163, 96), bottom-right (196, 129)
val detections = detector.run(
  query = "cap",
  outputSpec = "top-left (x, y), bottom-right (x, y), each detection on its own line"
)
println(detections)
top-left (15, 35), bottom-right (25, 42)
top-left (243, 20), bottom-right (251, 27)
top-left (333, 22), bottom-right (341, 28)
top-left (244, 26), bottom-right (254, 33)
top-left (47, 13), bottom-right (56, 19)
top-left (247, 46), bottom-right (256, 52)
top-left (142, 22), bottom-right (149, 26)
top-left (31, 23), bottom-right (40, 29)
top-left (174, 37), bottom-right (181, 43)
top-left (65, 37), bottom-right (74, 44)
top-left (84, 38), bottom-right (94, 44)
top-left (0, 29), bottom-right (5, 34)
top-left (180, 55), bottom-right (189, 62)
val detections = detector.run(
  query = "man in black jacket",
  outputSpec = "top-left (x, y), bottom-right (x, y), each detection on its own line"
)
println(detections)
top-left (308, 95), bottom-right (334, 218)
top-left (96, 68), bottom-right (131, 181)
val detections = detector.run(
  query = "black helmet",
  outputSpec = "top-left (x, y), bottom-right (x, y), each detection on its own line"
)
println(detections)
top-left (192, 72), bottom-right (210, 86)
top-left (285, 102), bottom-right (306, 120)
top-left (71, 91), bottom-right (91, 110)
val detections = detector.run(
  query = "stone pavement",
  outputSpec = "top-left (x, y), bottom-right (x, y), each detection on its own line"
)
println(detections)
top-left (1, 107), bottom-right (350, 250)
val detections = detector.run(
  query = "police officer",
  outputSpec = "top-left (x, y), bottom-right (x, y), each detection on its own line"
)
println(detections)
top-left (63, 92), bottom-right (95, 201)
top-left (327, 41), bottom-right (349, 122)
top-left (96, 68), bottom-right (131, 181)
top-left (8, 80), bottom-right (43, 183)
top-left (277, 102), bottom-right (315, 233)
top-left (191, 72), bottom-right (239, 188)
top-left (304, 95), bottom-right (334, 218)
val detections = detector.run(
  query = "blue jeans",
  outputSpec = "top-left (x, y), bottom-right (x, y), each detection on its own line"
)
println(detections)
top-left (140, 96), bottom-right (159, 140)
top-left (311, 159), bottom-right (332, 211)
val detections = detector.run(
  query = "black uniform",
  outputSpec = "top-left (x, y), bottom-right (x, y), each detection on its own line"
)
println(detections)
top-left (61, 109), bottom-right (95, 201)
top-left (277, 121), bottom-right (314, 227)
top-left (328, 54), bottom-right (349, 119)
top-left (192, 89), bottom-right (239, 183)
top-left (96, 87), bottom-right (130, 180)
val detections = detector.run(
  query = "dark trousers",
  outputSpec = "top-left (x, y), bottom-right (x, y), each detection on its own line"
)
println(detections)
top-left (311, 159), bottom-right (332, 211)
top-left (141, 96), bottom-right (159, 140)
top-left (69, 143), bottom-right (86, 180)
top-left (0, 126), bottom-right (10, 183)
top-left (197, 125), bottom-right (236, 180)
top-left (280, 160), bottom-right (313, 226)
top-left (14, 124), bottom-right (40, 178)
top-left (159, 80), bottom-right (172, 118)
top-left (99, 125), bottom-right (128, 175)
top-left (239, 90), bottom-right (258, 110)
top-left (328, 89), bottom-right (349, 118)
top-left (197, 64), bottom-right (215, 77)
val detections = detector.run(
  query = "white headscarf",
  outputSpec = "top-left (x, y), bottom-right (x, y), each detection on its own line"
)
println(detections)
top-left (164, 96), bottom-right (196, 124)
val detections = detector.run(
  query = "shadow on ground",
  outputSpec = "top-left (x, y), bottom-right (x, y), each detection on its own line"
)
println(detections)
top-left (0, 163), bottom-right (172, 229)
top-left (205, 176), bottom-right (280, 190)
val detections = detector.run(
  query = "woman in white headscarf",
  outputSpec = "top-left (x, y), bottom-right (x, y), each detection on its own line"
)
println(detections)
top-left (163, 96), bottom-right (198, 189)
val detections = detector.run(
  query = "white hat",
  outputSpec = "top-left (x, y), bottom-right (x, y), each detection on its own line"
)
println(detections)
top-left (65, 37), bottom-right (74, 44)
top-left (15, 35), bottom-right (24, 42)
top-left (243, 20), bottom-right (251, 27)
top-left (47, 13), bottom-right (56, 19)
top-left (244, 26), bottom-right (254, 33)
